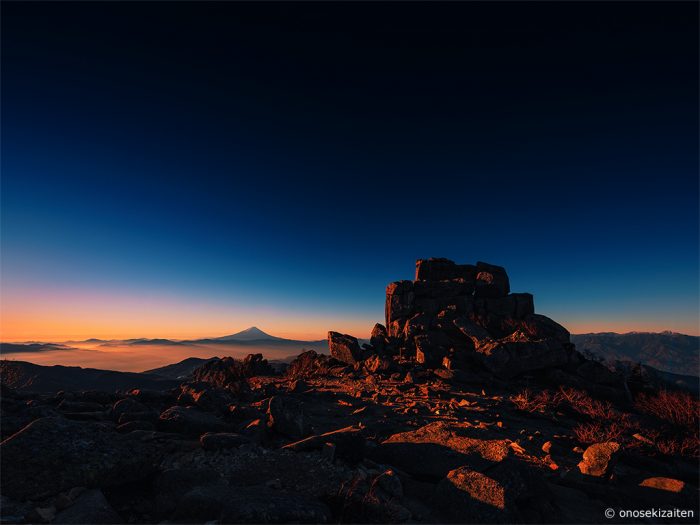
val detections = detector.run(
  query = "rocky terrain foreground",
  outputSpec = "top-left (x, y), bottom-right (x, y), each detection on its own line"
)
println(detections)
top-left (1, 259), bottom-right (698, 524)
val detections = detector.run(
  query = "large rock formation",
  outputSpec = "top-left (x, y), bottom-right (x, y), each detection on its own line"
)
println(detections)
top-left (377, 258), bottom-right (573, 378)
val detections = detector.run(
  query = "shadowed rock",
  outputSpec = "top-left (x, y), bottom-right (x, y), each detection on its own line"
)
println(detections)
top-left (328, 331), bottom-right (363, 364)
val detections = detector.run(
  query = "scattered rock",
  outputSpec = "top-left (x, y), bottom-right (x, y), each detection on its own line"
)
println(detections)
top-left (577, 442), bottom-right (621, 478)
top-left (639, 477), bottom-right (685, 493)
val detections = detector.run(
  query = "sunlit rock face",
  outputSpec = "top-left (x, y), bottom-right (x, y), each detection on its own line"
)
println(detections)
top-left (381, 258), bottom-right (573, 379)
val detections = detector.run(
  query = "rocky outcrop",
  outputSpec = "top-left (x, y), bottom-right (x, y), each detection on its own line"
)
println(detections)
top-left (192, 354), bottom-right (273, 386)
top-left (377, 258), bottom-right (572, 378)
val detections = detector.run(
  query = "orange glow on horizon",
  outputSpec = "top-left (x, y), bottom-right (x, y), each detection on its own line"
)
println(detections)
top-left (1, 285), bottom-right (697, 343)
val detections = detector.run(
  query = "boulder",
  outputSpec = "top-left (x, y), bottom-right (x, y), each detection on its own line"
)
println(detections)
top-left (369, 323), bottom-right (388, 351)
top-left (474, 331), bottom-right (570, 378)
top-left (111, 398), bottom-right (149, 421)
top-left (328, 331), bottom-right (363, 364)
top-left (374, 422), bottom-right (510, 479)
top-left (200, 432), bottom-right (250, 451)
top-left (267, 395), bottom-right (311, 439)
top-left (436, 467), bottom-right (516, 522)
top-left (639, 477), bottom-right (685, 493)
top-left (286, 350), bottom-right (343, 380)
top-left (177, 382), bottom-right (235, 413)
top-left (385, 280), bottom-right (415, 336)
top-left (192, 354), bottom-right (273, 387)
top-left (282, 425), bottom-right (366, 463)
top-left (414, 332), bottom-right (450, 367)
top-left (158, 406), bottom-right (229, 435)
top-left (474, 261), bottom-right (510, 298)
top-left (53, 489), bottom-right (121, 524)
top-left (415, 258), bottom-right (476, 282)
top-left (577, 442), bottom-right (621, 478)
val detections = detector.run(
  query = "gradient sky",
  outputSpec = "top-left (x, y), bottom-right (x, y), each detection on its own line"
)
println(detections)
top-left (1, 1), bottom-right (698, 342)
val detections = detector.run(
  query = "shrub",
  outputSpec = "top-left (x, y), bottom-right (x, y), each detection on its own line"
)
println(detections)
top-left (557, 387), bottom-right (618, 420)
top-left (634, 389), bottom-right (700, 429)
top-left (510, 388), bottom-right (557, 413)
top-left (573, 421), bottom-right (628, 444)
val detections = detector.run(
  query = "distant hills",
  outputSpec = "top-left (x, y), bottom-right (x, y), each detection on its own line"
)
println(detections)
top-left (0, 342), bottom-right (72, 354)
top-left (0, 360), bottom-right (180, 392)
top-left (571, 331), bottom-right (698, 376)
top-left (143, 357), bottom-right (218, 380)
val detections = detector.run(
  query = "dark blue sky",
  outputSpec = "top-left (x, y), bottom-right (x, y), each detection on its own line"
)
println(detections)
top-left (2, 1), bottom-right (698, 339)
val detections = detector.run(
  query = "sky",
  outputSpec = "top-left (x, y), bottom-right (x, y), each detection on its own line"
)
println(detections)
top-left (1, 1), bottom-right (698, 342)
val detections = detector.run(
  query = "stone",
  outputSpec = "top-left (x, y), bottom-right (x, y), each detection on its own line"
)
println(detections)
top-left (192, 354), bottom-right (273, 386)
top-left (415, 258), bottom-right (476, 282)
top-left (111, 398), bottom-right (149, 420)
top-left (474, 331), bottom-right (570, 378)
top-left (267, 395), bottom-right (310, 439)
top-left (374, 422), bottom-right (510, 479)
top-left (328, 331), bottom-right (363, 364)
top-left (436, 467), bottom-right (514, 522)
top-left (577, 442), bottom-right (621, 477)
top-left (364, 354), bottom-right (393, 374)
top-left (385, 280), bottom-right (415, 336)
top-left (414, 331), bottom-right (451, 367)
top-left (177, 382), bottom-right (235, 413)
top-left (53, 489), bottom-right (121, 524)
top-left (158, 406), bottom-right (229, 435)
top-left (282, 425), bottom-right (365, 463)
top-left (286, 350), bottom-right (341, 380)
top-left (639, 477), bottom-right (685, 493)
top-left (200, 432), bottom-right (250, 450)
top-left (369, 323), bottom-right (388, 351)
top-left (453, 316), bottom-right (491, 345)
top-left (474, 261), bottom-right (510, 298)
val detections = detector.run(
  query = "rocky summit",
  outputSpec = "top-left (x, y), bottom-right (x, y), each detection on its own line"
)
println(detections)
top-left (1, 259), bottom-right (698, 524)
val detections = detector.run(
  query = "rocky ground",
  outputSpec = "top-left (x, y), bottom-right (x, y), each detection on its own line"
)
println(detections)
top-left (1, 258), bottom-right (698, 524)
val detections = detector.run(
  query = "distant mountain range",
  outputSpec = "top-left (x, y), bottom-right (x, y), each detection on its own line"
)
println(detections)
top-left (571, 331), bottom-right (698, 376)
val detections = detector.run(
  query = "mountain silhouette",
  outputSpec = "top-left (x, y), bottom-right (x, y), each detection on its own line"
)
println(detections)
top-left (212, 326), bottom-right (283, 342)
